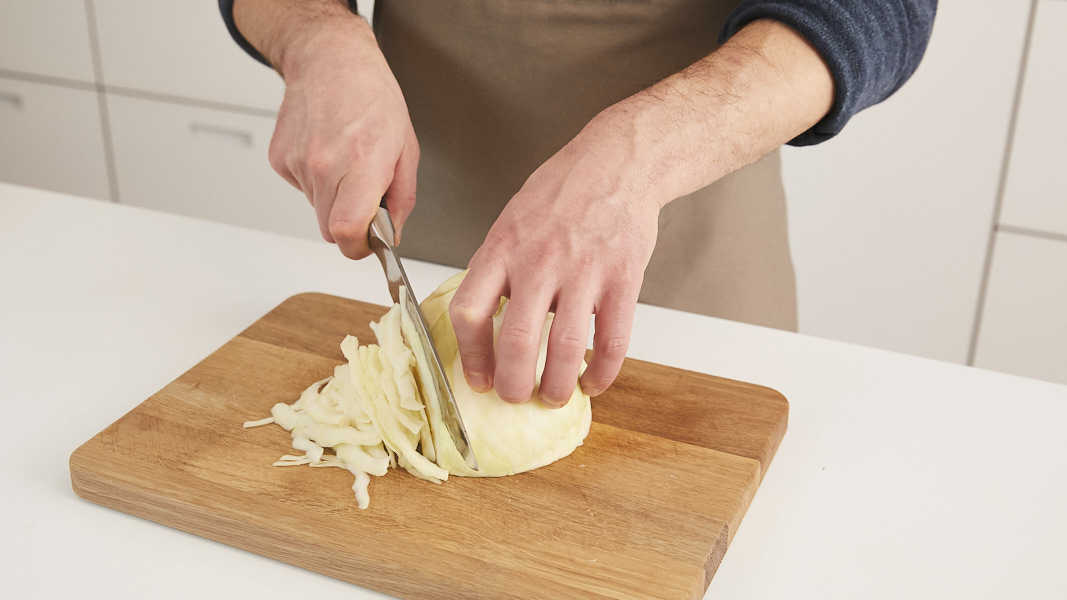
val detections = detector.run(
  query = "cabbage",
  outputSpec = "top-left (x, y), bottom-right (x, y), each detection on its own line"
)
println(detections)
top-left (244, 271), bottom-right (592, 507)
top-left (417, 271), bottom-right (592, 477)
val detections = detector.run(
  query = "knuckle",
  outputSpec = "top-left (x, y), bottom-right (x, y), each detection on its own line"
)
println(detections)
top-left (394, 190), bottom-right (416, 213)
top-left (497, 325), bottom-right (539, 357)
top-left (480, 223), bottom-right (525, 257)
top-left (524, 243), bottom-right (562, 274)
top-left (328, 217), bottom-right (361, 242)
top-left (595, 333), bottom-right (630, 356)
top-left (267, 144), bottom-right (287, 174)
top-left (449, 297), bottom-right (484, 327)
top-left (575, 253), bottom-right (596, 274)
top-left (550, 327), bottom-right (588, 357)
top-left (304, 145), bottom-right (337, 180)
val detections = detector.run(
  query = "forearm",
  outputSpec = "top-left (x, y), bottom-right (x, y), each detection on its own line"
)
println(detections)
top-left (231, 0), bottom-right (369, 77)
top-left (721, 0), bottom-right (937, 145)
top-left (581, 19), bottom-right (833, 208)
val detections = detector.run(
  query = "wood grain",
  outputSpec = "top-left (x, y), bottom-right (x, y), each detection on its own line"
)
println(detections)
top-left (69, 293), bottom-right (788, 600)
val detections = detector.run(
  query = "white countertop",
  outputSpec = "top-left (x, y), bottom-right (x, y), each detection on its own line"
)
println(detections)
top-left (3, 181), bottom-right (1066, 599)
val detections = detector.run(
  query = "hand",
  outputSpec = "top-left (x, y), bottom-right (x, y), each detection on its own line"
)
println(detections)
top-left (446, 19), bottom-right (835, 407)
top-left (449, 117), bottom-right (662, 408)
top-left (255, 8), bottom-right (419, 257)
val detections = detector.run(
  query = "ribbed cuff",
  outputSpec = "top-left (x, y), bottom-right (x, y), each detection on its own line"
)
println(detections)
top-left (720, 0), bottom-right (936, 146)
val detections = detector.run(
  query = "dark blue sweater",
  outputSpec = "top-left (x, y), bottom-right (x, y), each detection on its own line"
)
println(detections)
top-left (219, 0), bottom-right (937, 146)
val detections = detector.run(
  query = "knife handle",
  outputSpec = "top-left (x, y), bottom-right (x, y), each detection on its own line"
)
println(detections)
top-left (368, 207), bottom-right (395, 249)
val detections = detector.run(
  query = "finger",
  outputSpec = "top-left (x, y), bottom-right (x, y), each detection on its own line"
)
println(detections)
top-left (580, 287), bottom-right (638, 397)
top-left (449, 264), bottom-right (508, 393)
top-left (493, 281), bottom-right (555, 404)
top-left (268, 133), bottom-right (324, 239)
top-left (328, 171), bottom-right (383, 259)
top-left (283, 160), bottom-right (327, 240)
top-left (384, 137), bottom-right (419, 246)
top-left (538, 290), bottom-right (594, 408)
top-left (299, 143), bottom-right (346, 245)
top-left (267, 126), bottom-right (303, 192)
top-left (309, 175), bottom-right (338, 243)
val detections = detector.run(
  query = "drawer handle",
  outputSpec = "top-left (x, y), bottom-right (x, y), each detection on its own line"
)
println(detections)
top-left (189, 122), bottom-right (253, 146)
top-left (0, 91), bottom-right (22, 109)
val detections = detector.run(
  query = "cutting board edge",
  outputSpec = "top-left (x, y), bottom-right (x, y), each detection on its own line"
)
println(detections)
top-left (756, 388), bottom-right (788, 482)
top-left (69, 439), bottom-right (722, 600)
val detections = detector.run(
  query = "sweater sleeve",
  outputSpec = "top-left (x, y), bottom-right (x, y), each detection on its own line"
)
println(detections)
top-left (720, 0), bottom-right (938, 146)
top-left (217, 0), bottom-right (361, 68)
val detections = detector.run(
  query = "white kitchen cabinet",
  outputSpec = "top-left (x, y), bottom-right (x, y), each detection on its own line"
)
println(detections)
top-left (92, 0), bottom-right (284, 111)
top-left (974, 231), bottom-right (1067, 385)
top-left (781, 0), bottom-right (1033, 364)
top-left (0, 77), bottom-right (111, 200)
top-left (106, 93), bottom-right (320, 240)
top-left (0, 0), bottom-right (96, 83)
top-left (998, 0), bottom-right (1067, 237)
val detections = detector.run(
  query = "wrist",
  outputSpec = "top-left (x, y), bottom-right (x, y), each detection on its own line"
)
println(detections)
top-left (580, 19), bottom-right (833, 209)
top-left (581, 95), bottom-right (712, 210)
top-left (552, 111), bottom-right (670, 219)
top-left (233, 0), bottom-right (372, 79)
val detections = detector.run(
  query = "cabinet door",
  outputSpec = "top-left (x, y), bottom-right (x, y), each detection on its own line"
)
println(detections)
top-left (0, 0), bottom-right (96, 83)
top-left (107, 94), bottom-right (320, 241)
top-left (999, 0), bottom-right (1067, 237)
top-left (974, 231), bottom-right (1067, 385)
top-left (0, 77), bottom-right (111, 200)
top-left (92, 1), bottom-right (284, 111)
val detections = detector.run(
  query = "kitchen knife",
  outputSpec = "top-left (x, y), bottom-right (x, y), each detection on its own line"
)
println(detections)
top-left (367, 206), bottom-right (480, 471)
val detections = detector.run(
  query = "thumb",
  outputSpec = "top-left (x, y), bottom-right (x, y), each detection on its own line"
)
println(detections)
top-left (328, 171), bottom-right (386, 260)
top-left (383, 137), bottom-right (420, 246)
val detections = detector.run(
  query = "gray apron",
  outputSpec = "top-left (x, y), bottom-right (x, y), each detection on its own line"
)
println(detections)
top-left (373, 0), bottom-right (797, 331)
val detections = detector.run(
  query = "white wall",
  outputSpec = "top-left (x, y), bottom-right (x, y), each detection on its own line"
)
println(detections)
top-left (783, 0), bottom-right (1033, 364)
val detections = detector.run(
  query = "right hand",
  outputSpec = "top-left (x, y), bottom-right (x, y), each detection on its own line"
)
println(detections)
top-left (266, 12), bottom-right (419, 258)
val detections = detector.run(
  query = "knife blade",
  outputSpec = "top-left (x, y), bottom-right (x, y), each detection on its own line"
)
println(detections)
top-left (367, 206), bottom-right (479, 471)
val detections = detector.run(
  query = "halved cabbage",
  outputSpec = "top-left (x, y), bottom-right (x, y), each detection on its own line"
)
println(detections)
top-left (244, 271), bottom-right (592, 508)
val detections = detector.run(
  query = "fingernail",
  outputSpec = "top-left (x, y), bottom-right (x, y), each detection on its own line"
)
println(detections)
top-left (579, 381), bottom-right (602, 397)
top-left (538, 393), bottom-right (565, 409)
top-left (467, 371), bottom-right (489, 392)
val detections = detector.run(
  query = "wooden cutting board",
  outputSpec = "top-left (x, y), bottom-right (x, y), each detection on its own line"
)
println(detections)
top-left (70, 293), bottom-right (788, 600)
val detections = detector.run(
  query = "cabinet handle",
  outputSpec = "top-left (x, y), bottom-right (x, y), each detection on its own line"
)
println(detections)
top-left (0, 91), bottom-right (22, 109)
top-left (189, 122), bottom-right (253, 146)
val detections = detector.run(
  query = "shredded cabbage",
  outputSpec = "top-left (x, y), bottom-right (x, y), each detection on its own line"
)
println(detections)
top-left (243, 271), bottom-right (592, 508)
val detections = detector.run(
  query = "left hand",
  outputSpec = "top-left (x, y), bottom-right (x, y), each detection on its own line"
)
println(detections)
top-left (448, 114), bottom-right (661, 408)
top-left (448, 19), bottom-right (836, 408)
